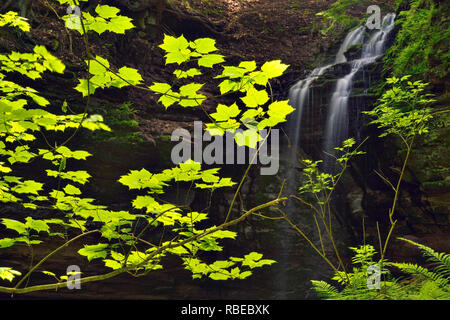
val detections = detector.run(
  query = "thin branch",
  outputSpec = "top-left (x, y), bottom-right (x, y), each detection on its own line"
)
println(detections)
top-left (374, 169), bottom-right (396, 191)
top-left (14, 230), bottom-right (101, 290)
top-left (0, 198), bottom-right (286, 295)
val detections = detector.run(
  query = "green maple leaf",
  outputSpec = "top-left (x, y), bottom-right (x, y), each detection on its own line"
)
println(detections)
top-left (88, 56), bottom-right (110, 75)
top-left (261, 60), bottom-right (289, 78)
top-left (119, 168), bottom-right (163, 191)
top-left (191, 38), bottom-right (217, 54)
top-left (132, 195), bottom-right (158, 210)
top-left (29, 93), bottom-right (50, 107)
top-left (63, 184), bottom-right (81, 195)
top-left (209, 272), bottom-right (230, 280)
top-left (114, 66), bottom-right (143, 86)
top-left (2, 219), bottom-right (27, 235)
top-left (179, 83), bottom-right (206, 107)
top-left (95, 5), bottom-right (120, 19)
top-left (159, 93), bottom-right (180, 109)
top-left (241, 87), bottom-right (269, 108)
top-left (239, 61), bottom-right (257, 72)
top-left (78, 243), bottom-right (109, 262)
top-left (149, 82), bottom-right (171, 94)
top-left (241, 108), bottom-right (264, 120)
top-left (165, 49), bottom-right (191, 65)
top-left (180, 83), bottom-right (204, 97)
top-left (88, 19), bottom-right (109, 35)
top-left (198, 54), bottom-right (225, 68)
top-left (173, 68), bottom-right (202, 79)
top-left (159, 35), bottom-right (189, 53)
top-left (195, 177), bottom-right (236, 190)
top-left (72, 150), bottom-right (92, 160)
top-left (267, 100), bottom-right (294, 118)
top-left (74, 79), bottom-right (96, 97)
top-left (108, 16), bottom-right (135, 34)
top-left (25, 217), bottom-right (49, 233)
top-left (205, 122), bottom-right (225, 136)
top-left (0, 267), bottom-right (22, 282)
top-left (215, 66), bottom-right (247, 79)
top-left (210, 103), bottom-right (240, 122)
top-left (104, 259), bottom-right (122, 270)
top-left (13, 180), bottom-right (43, 195)
top-left (218, 79), bottom-right (240, 95)
top-left (0, 238), bottom-right (16, 249)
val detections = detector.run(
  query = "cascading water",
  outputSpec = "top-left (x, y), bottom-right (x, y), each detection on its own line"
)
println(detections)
top-left (287, 65), bottom-right (331, 162)
top-left (322, 13), bottom-right (396, 172)
top-left (279, 13), bottom-right (396, 299)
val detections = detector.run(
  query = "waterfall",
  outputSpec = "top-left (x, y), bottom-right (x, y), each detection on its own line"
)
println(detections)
top-left (322, 13), bottom-right (396, 172)
top-left (279, 13), bottom-right (396, 299)
top-left (287, 65), bottom-right (331, 162)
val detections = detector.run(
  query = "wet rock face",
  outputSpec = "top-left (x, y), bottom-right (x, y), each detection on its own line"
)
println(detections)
top-left (344, 43), bottom-right (362, 61)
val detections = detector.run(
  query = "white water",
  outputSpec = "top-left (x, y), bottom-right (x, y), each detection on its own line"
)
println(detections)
top-left (287, 65), bottom-right (331, 160)
top-left (322, 13), bottom-right (396, 172)
top-left (287, 14), bottom-right (396, 169)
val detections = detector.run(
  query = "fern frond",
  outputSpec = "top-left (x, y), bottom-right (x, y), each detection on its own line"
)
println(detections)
top-left (390, 262), bottom-right (449, 287)
top-left (311, 280), bottom-right (339, 299)
top-left (397, 237), bottom-right (450, 270)
top-left (415, 280), bottom-right (450, 300)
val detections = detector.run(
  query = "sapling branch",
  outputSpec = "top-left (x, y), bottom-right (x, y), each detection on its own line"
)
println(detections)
top-left (0, 198), bottom-right (286, 295)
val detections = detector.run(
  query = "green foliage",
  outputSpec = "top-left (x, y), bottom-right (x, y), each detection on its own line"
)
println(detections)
top-left (184, 251), bottom-right (275, 281)
top-left (299, 138), bottom-right (365, 197)
top-left (150, 34), bottom-right (292, 148)
top-left (0, 6), bottom-right (290, 295)
top-left (94, 102), bottom-right (143, 145)
top-left (316, 0), bottom-right (367, 35)
top-left (311, 241), bottom-right (450, 300)
top-left (0, 267), bottom-right (22, 282)
top-left (0, 11), bottom-right (30, 32)
top-left (287, 73), bottom-right (437, 300)
top-left (364, 76), bottom-right (434, 142)
top-left (384, 0), bottom-right (449, 79)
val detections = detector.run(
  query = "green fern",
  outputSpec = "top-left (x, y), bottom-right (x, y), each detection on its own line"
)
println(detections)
top-left (311, 241), bottom-right (450, 300)
top-left (414, 280), bottom-right (450, 300)
top-left (389, 237), bottom-right (450, 288)
top-left (310, 280), bottom-right (339, 299)
top-left (388, 262), bottom-right (449, 287)
top-left (397, 237), bottom-right (450, 277)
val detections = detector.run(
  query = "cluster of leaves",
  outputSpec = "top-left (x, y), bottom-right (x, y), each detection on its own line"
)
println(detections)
top-left (150, 34), bottom-right (293, 148)
top-left (75, 55), bottom-right (143, 97)
top-left (299, 138), bottom-right (365, 197)
top-left (311, 239), bottom-right (450, 300)
top-left (0, 11), bottom-right (30, 32)
top-left (364, 76), bottom-right (434, 143)
top-left (0, 9), bottom-right (112, 282)
top-left (57, 1), bottom-right (135, 35)
top-left (183, 251), bottom-right (275, 281)
top-left (0, 3), bottom-right (289, 291)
